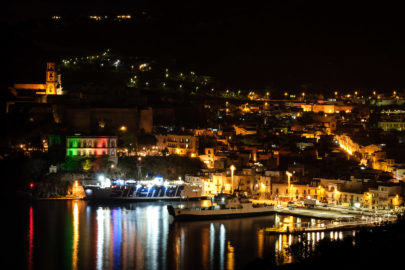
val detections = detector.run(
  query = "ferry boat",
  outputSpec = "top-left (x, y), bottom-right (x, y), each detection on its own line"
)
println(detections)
top-left (83, 178), bottom-right (204, 202)
top-left (167, 196), bottom-right (275, 221)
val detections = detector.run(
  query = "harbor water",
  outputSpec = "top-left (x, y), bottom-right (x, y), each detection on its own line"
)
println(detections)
top-left (18, 200), bottom-right (351, 270)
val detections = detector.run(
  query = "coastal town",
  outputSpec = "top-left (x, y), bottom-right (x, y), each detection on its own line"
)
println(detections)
top-left (7, 58), bottom-right (404, 215)
top-left (10, 3), bottom-right (405, 269)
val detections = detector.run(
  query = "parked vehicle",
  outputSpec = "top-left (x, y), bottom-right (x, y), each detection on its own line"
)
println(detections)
top-left (304, 199), bottom-right (317, 208)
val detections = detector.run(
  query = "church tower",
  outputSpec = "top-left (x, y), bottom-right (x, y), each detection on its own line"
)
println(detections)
top-left (45, 62), bottom-right (57, 95)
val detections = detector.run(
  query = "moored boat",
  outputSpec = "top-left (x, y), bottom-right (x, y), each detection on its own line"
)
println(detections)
top-left (167, 196), bottom-right (275, 221)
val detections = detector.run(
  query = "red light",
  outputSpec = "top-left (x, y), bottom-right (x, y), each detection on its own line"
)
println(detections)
top-left (29, 183), bottom-right (34, 189)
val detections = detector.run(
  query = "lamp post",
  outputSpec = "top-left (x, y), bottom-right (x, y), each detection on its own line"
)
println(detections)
top-left (286, 171), bottom-right (292, 201)
top-left (230, 165), bottom-right (236, 194)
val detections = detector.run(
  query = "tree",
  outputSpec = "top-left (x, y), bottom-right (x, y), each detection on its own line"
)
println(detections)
top-left (119, 133), bottom-right (137, 154)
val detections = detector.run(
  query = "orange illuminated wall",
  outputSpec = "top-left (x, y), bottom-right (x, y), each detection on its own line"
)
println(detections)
top-left (13, 83), bottom-right (46, 90)
top-left (12, 62), bottom-right (58, 95)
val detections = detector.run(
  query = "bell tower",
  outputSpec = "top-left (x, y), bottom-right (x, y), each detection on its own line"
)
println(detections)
top-left (45, 62), bottom-right (57, 95)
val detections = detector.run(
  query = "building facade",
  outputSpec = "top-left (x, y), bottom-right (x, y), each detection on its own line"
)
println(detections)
top-left (66, 135), bottom-right (118, 163)
top-left (156, 134), bottom-right (198, 157)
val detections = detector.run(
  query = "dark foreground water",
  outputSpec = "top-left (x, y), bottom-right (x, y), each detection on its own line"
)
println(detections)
top-left (18, 200), bottom-right (349, 270)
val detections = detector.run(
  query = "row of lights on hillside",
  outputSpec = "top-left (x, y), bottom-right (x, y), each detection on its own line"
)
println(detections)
top-left (60, 53), bottom-right (402, 99)
top-left (333, 90), bottom-right (400, 99)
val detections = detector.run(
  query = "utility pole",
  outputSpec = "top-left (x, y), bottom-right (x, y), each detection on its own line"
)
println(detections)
top-left (286, 171), bottom-right (292, 201)
top-left (230, 165), bottom-right (236, 194)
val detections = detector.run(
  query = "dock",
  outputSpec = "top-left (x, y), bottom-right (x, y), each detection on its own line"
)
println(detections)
top-left (263, 217), bottom-right (397, 235)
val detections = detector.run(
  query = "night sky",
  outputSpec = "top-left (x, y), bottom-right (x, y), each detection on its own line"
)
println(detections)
top-left (5, 0), bottom-right (405, 92)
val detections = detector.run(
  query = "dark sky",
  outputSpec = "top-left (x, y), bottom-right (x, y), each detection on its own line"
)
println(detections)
top-left (5, 0), bottom-right (405, 92)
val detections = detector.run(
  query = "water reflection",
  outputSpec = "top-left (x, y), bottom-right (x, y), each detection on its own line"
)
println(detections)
top-left (21, 200), bottom-right (356, 270)
top-left (28, 206), bottom-right (34, 270)
top-left (72, 202), bottom-right (79, 270)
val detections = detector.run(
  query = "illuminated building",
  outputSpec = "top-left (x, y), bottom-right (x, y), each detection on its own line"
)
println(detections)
top-left (363, 185), bottom-right (403, 210)
top-left (198, 148), bottom-right (221, 169)
top-left (271, 183), bottom-right (322, 202)
top-left (11, 62), bottom-right (63, 97)
top-left (258, 175), bottom-right (271, 199)
top-left (156, 134), bottom-right (198, 157)
top-left (185, 175), bottom-right (216, 196)
top-left (335, 134), bottom-right (381, 159)
top-left (334, 190), bottom-right (364, 207)
top-left (233, 125), bottom-right (257, 136)
top-left (378, 121), bottom-right (405, 131)
top-left (301, 104), bottom-right (353, 114)
top-left (370, 151), bottom-right (395, 172)
top-left (66, 135), bottom-right (118, 163)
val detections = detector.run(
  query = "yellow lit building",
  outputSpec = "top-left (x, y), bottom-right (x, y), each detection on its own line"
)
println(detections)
top-left (233, 125), bottom-right (257, 136)
top-left (378, 121), bottom-right (405, 131)
top-left (301, 104), bottom-right (353, 114)
top-left (156, 134), bottom-right (198, 157)
top-left (363, 185), bottom-right (403, 210)
top-left (11, 62), bottom-right (63, 96)
top-left (271, 183), bottom-right (323, 202)
top-left (335, 134), bottom-right (381, 159)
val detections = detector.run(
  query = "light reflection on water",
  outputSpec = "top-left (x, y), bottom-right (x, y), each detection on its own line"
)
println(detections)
top-left (21, 200), bottom-right (355, 270)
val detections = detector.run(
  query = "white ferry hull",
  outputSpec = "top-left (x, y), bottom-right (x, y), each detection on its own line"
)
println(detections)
top-left (84, 184), bottom-right (205, 202)
top-left (167, 205), bottom-right (275, 221)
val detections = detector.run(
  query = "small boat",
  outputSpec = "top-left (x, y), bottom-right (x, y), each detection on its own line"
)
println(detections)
top-left (167, 196), bottom-right (274, 221)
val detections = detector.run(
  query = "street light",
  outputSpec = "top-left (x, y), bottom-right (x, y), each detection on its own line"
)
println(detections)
top-left (230, 165), bottom-right (236, 194)
top-left (286, 171), bottom-right (292, 200)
